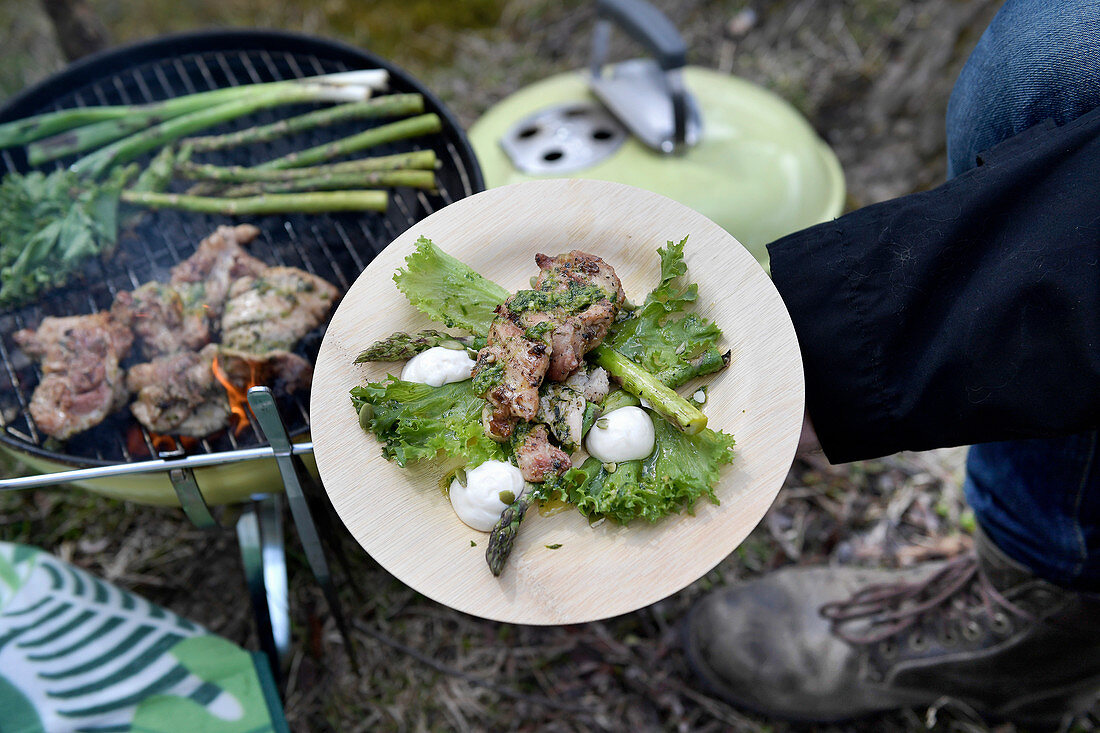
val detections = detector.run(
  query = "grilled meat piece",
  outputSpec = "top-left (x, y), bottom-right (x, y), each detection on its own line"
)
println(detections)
top-left (127, 344), bottom-right (229, 437)
top-left (476, 313), bottom-right (551, 441)
top-left (127, 345), bottom-right (229, 437)
top-left (533, 250), bottom-right (625, 303)
top-left (514, 424), bottom-right (572, 483)
top-left (533, 251), bottom-right (624, 382)
top-left (221, 266), bottom-right (340, 353)
top-left (566, 365), bottom-right (610, 403)
top-left (13, 311), bottom-right (134, 440)
top-left (112, 282), bottom-right (211, 358)
top-left (536, 383), bottom-right (587, 451)
top-left (474, 250), bottom-right (624, 440)
top-left (216, 347), bottom-right (313, 395)
top-left (169, 224), bottom-right (267, 320)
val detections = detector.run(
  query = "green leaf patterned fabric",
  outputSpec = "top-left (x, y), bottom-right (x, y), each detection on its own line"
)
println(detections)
top-left (0, 543), bottom-right (287, 733)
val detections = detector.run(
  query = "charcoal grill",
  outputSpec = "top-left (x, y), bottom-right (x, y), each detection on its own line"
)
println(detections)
top-left (0, 30), bottom-right (483, 504)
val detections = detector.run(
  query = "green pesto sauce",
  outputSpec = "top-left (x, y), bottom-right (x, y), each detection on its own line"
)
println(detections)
top-left (523, 320), bottom-right (554, 341)
top-left (508, 283), bottom-right (605, 314)
top-left (472, 362), bottom-right (504, 394)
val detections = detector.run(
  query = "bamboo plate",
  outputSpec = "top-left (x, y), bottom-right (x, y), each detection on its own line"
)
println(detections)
top-left (311, 179), bottom-right (804, 625)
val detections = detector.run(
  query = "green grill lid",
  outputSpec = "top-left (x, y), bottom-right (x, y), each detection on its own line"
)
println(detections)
top-left (469, 66), bottom-right (845, 269)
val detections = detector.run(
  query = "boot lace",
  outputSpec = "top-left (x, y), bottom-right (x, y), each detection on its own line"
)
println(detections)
top-left (818, 554), bottom-right (1035, 646)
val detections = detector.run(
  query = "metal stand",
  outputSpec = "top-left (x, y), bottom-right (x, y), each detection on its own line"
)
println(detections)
top-left (152, 386), bottom-right (359, 687)
top-left (236, 493), bottom-right (291, 688)
top-left (164, 450), bottom-right (293, 687)
top-left (247, 387), bottom-right (359, 675)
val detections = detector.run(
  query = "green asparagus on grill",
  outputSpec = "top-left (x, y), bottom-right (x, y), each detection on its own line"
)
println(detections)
top-left (175, 150), bottom-right (437, 183)
top-left (182, 94), bottom-right (425, 152)
top-left (218, 169), bottom-right (435, 197)
top-left (256, 114), bottom-right (443, 170)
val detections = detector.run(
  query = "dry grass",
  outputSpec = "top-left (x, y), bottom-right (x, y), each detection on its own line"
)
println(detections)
top-left (3, 1), bottom-right (1098, 731)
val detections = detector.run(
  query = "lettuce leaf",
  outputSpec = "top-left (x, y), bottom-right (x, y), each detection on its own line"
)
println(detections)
top-left (556, 410), bottom-right (736, 524)
top-left (351, 377), bottom-right (506, 467)
top-left (392, 236), bottom-right (509, 337)
top-left (607, 236), bottom-right (724, 375)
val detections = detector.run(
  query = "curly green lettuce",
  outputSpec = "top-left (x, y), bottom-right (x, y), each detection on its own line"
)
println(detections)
top-left (351, 377), bottom-right (506, 467)
top-left (392, 236), bottom-right (509, 336)
top-left (551, 410), bottom-right (736, 524)
top-left (606, 236), bottom-right (725, 381)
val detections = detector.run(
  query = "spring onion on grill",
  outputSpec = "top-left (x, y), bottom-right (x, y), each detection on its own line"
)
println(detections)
top-left (0, 68), bottom-right (447, 310)
top-left (0, 69), bottom-right (389, 151)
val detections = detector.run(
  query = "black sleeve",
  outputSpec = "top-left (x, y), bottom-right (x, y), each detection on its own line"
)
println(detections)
top-left (766, 108), bottom-right (1100, 464)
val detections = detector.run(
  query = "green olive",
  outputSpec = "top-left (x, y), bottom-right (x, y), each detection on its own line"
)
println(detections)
top-left (357, 402), bottom-right (375, 430)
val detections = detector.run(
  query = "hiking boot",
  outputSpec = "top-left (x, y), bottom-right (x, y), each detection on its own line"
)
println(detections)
top-left (682, 529), bottom-right (1100, 726)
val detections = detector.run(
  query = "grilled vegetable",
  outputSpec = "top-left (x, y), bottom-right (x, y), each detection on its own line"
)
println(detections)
top-left (486, 485), bottom-right (539, 576)
top-left (182, 93), bottom-right (424, 152)
top-left (175, 150), bottom-right (438, 184)
top-left (355, 330), bottom-right (483, 363)
top-left (12, 69), bottom-right (387, 157)
top-left (255, 114), bottom-right (443, 170)
top-left (0, 69), bottom-right (450, 310)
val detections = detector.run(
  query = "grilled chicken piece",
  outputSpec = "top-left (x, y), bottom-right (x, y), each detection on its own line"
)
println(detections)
top-left (13, 311), bottom-right (134, 440)
top-left (566, 365), bottom-right (610, 403)
top-left (216, 347), bottom-right (313, 395)
top-left (127, 344), bottom-right (230, 437)
top-left (536, 366), bottom-right (611, 450)
top-left (474, 250), bottom-right (624, 441)
top-left (533, 250), bottom-right (626, 302)
top-left (536, 383), bottom-right (587, 451)
top-left (112, 282), bottom-right (211, 358)
top-left (533, 251), bottom-right (624, 382)
top-left (514, 424), bottom-right (572, 483)
top-left (221, 266), bottom-right (340, 353)
top-left (476, 312), bottom-right (550, 441)
top-left (169, 224), bottom-right (267, 319)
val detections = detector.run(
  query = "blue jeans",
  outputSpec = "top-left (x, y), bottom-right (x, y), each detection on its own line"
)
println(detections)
top-left (947, 0), bottom-right (1100, 591)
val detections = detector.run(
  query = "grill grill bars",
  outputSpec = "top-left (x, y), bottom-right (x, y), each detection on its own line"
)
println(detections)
top-left (0, 33), bottom-right (482, 470)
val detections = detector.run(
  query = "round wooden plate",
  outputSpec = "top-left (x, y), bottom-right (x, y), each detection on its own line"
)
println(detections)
top-left (311, 179), bottom-right (804, 625)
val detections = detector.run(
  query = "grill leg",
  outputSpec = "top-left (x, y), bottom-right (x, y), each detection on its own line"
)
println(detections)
top-left (237, 493), bottom-right (290, 691)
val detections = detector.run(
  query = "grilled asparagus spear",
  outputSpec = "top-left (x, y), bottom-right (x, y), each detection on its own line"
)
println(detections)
top-left (355, 330), bottom-right (485, 363)
top-left (486, 484), bottom-right (539, 577)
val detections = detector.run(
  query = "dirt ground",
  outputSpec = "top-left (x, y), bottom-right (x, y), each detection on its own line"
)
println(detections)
top-left (2, 1), bottom-right (1097, 731)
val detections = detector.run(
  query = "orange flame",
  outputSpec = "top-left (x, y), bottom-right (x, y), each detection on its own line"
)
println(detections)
top-left (211, 354), bottom-right (257, 436)
top-left (150, 432), bottom-right (177, 452)
top-left (127, 427), bottom-right (199, 458)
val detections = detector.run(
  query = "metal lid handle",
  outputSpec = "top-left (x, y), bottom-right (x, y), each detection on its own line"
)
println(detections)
top-left (595, 0), bottom-right (687, 70)
top-left (590, 0), bottom-right (692, 150)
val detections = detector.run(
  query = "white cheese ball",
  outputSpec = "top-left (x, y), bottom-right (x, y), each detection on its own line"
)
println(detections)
top-left (585, 406), bottom-right (656, 463)
top-left (449, 460), bottom-right (525, 532)
top-left (401, 346), bottom-right (475, 386)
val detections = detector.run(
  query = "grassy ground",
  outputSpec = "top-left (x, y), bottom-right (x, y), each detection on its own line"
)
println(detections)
top-left (2, 0), bottom-right (1098, 731)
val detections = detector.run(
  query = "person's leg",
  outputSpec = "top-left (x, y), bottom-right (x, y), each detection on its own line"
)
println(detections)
top-left (945, 0), bottom-right (1100, 593)
top-left (683, 0), bottom-right (1100, 723)
top-left (945, 0), bottom-right (1100, 179)
top-left (966, 434), bottom-right (1100, 591)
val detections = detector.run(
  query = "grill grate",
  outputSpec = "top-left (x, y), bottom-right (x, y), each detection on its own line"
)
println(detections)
top-left (0, 31), bottom-right (483, 469)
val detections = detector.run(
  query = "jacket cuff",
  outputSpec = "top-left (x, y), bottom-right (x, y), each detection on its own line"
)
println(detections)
top-left (767, 222), bottom-right (894, 463)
